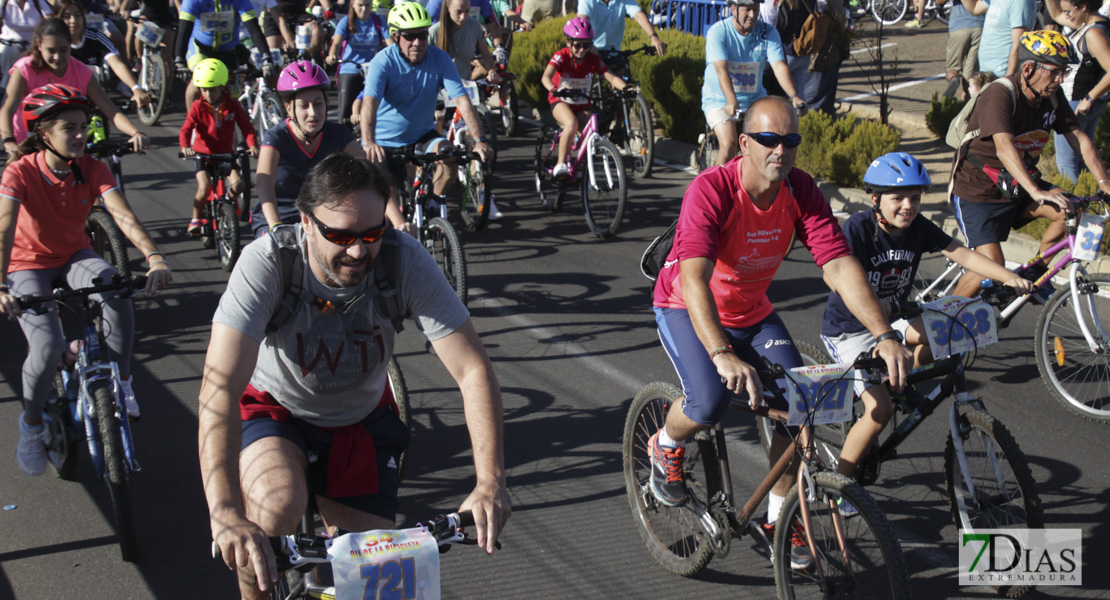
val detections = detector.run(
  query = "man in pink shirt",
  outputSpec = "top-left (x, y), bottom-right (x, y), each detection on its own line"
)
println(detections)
top-left (648, 96), bottom-right (912, 568)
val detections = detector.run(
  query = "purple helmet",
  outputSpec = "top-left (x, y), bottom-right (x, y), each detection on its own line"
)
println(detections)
top-left (563, 16), bottom-right (594, 40)
top-left (277, 60), bottom-right (330, 97)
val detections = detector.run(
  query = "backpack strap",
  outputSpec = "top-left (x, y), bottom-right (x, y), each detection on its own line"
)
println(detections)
top-left (265, 226), bottom-right (312, 336)
top-left (370, 228), bottom-right (407, 334)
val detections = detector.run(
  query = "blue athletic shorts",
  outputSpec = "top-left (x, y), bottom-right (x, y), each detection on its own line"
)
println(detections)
top-left (950, 194), bottom-right (1038, 248)
top-left (655, 307), bottom-right (802, 435)
top-left (241, 404), bottom-right (409, 520)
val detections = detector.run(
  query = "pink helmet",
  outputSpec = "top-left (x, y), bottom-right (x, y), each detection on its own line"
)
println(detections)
top-left (563, 17), bottom-right (594, 40)
top-left (277, 60), bottom-right (330, 97)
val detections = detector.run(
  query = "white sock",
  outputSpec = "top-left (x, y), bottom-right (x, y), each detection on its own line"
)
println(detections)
top-left (657, 427), bottom-right (685, 448)
top-left (21, 419), bottom-right (43, 433)
top-left (767, 492), bottom-right (785, 524)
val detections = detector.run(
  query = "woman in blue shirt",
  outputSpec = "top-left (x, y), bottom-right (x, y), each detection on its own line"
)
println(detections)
top-left (327, 0), bottom-right (391, 125)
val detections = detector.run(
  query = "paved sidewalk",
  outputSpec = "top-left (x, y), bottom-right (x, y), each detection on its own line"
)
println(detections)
top-left (650, 103), bottom-right (1110, 275)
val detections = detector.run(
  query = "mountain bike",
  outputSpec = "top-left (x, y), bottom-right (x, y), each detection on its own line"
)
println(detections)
top-left (533, 89), bottom-right (628, 238)
top-left (789, 288), bottom-right (1043, 597)
top-left (477, 64), bottom-right (519, 138)
top-left (239, 59), bottom-right (287, 136)
top-left (442, 94), bottom-right (495, 232)
top-left (596, 45), bottom-right (656, 178)
top-left (87, 138), bottom-right (134, 196)
top-left (18, 275), bottom-right (149, 562)
top-left (181, 151), bottom-right (248, 271)
top-left (214, 510), bottom-right (488, 600)
top-left (387, 147), bottom-right (471, 305)
top-left (128, 9), bottom-right (169, 126)
top-left (913, 194), bottom-right (1110, 423)
top-left (695, 109), bottom-right (744, 173)
top-left (625, 364), bottom-right (910, 598)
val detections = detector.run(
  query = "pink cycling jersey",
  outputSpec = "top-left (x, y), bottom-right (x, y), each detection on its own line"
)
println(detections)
top-left (653, 156), bottom-right (850, 329)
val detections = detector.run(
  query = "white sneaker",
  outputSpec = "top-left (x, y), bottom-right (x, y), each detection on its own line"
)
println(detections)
top-left (17, 413), bottom-right (51, 476)
top-left (837, 496), bottom-right (859, 517)
top-left (120, 376), bottom-right (140, 420)
top-left (552, 162), bottom-right (570, 178)
top-left (488, 195), bottom-right (503, 221)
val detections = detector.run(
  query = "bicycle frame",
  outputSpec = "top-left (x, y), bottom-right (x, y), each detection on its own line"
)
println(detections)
top-left (539, 112), bottom-right (615, 192)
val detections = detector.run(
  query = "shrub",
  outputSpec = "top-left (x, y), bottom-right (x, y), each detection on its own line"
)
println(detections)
top-left (507, 16), bottom-right (707, 143)
top-left (925, 92), bottom-right (965, 139)
top-left (796, 112), bottom-right (901, 187)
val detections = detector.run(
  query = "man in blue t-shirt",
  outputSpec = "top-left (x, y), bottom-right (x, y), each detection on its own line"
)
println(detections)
top-left (819, 153), bottom-right (1031, 511)
top-left (176, 0), bottom-right (275, 107)
top-left (962, 0), bottom-right (1036, 76)
top-left (702, 0), bottom-right (805, 167)
top-left (578, 0), bottom-right (666, 57)
top-left (361, 2), bottom-right (492, 204)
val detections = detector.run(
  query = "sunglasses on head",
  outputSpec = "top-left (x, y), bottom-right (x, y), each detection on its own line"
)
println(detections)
top-left (745, 132), bottom-right (803, 149)
top-left (569, 40), bottom-right (592, 49)
top-left (399, 31), bottom-right (428, 41)
top-left (310, 211), bottom-right (389, 246)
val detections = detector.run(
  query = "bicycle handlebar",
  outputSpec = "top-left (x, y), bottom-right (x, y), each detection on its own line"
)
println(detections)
top-left (386, 146), bottom-right (484, 166)
top-left (16, 275), bottom-right (148, 312)
top-left (599, 44), bottom-right (657, 61)
top-left (86, 140), bottom-right (135, 157)
top-left (179, 151), bottom-right (240, 162)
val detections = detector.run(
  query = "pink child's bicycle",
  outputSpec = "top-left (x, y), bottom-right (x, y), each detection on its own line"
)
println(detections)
top-left (533, 88), bottom-right (628, 238)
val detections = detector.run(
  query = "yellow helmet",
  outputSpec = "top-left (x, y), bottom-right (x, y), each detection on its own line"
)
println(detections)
top-left (192, 58), bottom-right (229, 88)
top-left (388, 2), bottom-right (431, 33)
top-left (1018, 30), bottom-right (1078, 68)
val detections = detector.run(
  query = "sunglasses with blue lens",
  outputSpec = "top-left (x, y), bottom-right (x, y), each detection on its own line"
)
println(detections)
top-left (745, 132), bottom-right (803, 149)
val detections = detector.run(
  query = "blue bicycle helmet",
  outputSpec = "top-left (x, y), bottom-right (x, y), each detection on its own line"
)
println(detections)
top-left (863, 152), bottom-right (932, 194)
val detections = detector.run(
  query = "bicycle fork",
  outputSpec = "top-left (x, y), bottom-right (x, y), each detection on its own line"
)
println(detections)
top-left (585, 134), bottom-right (617, 192)
top-left (947, 395), bottom-right (1000, 523)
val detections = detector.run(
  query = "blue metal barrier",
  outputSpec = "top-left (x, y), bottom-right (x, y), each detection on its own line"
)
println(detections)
top-left (650, 0), bottom-right (729, 37)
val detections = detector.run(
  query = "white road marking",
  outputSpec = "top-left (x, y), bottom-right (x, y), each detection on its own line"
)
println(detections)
top-left (840, 73), bottom-right (947, 102)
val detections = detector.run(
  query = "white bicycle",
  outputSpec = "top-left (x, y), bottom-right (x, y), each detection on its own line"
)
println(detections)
top-left (128, 10), bottom-right (168, 126)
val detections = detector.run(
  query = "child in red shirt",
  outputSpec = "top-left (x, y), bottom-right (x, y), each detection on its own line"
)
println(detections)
top-left (540, 17), bottom-right (629, 178)
top-left (179, 59), bottom-right (259, 236)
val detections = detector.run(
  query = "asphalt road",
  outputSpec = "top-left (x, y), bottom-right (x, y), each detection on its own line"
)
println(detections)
top-left (2, 86), bottom-right (1109, 599)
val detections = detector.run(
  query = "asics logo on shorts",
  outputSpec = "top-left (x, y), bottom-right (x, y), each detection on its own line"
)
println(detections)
top-left (764, 339), bottom-right (792, 349)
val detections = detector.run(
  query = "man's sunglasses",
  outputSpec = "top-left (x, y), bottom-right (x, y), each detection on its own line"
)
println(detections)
top-left (569, 40), bottom-right (592, 49)
top-left (309, 211), bottom-right (389, 246)
top-left (399, 31), bottom-right (429, 41)
top-left (745, 132), bottom-right (803, 149)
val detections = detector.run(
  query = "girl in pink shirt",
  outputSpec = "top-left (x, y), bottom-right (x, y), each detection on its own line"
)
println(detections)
top-left (0, 18), bottom-right (149, 154)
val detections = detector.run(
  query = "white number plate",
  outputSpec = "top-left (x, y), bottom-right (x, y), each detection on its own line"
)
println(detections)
top-left (136, 21), bottom-right (165, 47)
top-left (462, 79), bottom-right (480, 103)
top-left (331, 526), bottom-right (441, 600)
top-left (727, 61), bottom-right (759, 95)
top-left (469, 6), bottom-right (482, 19)
top-left (295, 23), bottom-right (312, 50)
top-left (558, 76), bottom-right (591, 105)
top-left (785, 363), bottom-right (856, 427)
top-left (86, 13), bottom-right (106, 32)
top-left (921, 296), bottom-right (998, 359)
top-left (1074, 212), bottom-right (1106, 262)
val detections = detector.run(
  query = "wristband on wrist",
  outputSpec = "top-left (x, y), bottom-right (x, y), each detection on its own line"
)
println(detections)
top-left (2, 136), bottom-right (14, 144)
top-left (0, 283), bottom-right (10, 292)
top-left (875, 330), bottom-right (903, 345)
top-left (149, 259), bottom-right (168, 266)
top-left (145, 251), bottom-right (163, 259)
top-left (1085, 94), bottom-right (1093, 102)
top-left (710, 345), bottom-right (735, 358)
top-left (132, 84), bottom-right (143, 92)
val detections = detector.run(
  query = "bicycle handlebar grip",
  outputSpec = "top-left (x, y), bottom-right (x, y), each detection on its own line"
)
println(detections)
top-left (455, 511), bottom-right (475, 528)
top-left (853, 352), bottom-right (887, 372)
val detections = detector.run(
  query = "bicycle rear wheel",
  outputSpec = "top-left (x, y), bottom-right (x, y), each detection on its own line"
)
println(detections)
top-left (425, 216), bottom-right (467, 305)
top-left (238, 150), bottom-right (253, 221)
top-left (137, 51), bottom-right (166, 126)
top-left (626, 93), bottom-right (654, 179)
top-left (871, 0), bottom-right (908, 24)
top-left (47, 371), bottom-right (78, 480)
top-left (935, 0), bottom-right (951, 23)
top-left (534, 126), bottom-right (567, 212)
top-left (582, 137), bottom-right (628, 238)
top-left (912, 254), bottom-right (963, 303)
top-left (216, 201), bottom-right (241, 271)
top-left (258, 90), bottom-right (287, 134)
top-left (202, 203), bottom-right (216, 249)
top-left (499, 79), bottom-right (519, 137)
top-left (93, 380), bottom-right (138, 562)
top-left (1034, 273), bottom-right (1110, 423)
top-left (945, 409), bottom-right (1042, 598)
top-left (695, 130), bottom-right (719, 174)
top-left (623, 382), bottom-right (719, 577)
top-left (87, 207), bottom-right (131, 278)
top-left (774, 471), bottom-right (910, 599)
top-left (458, 150), bottom-right (492, 232)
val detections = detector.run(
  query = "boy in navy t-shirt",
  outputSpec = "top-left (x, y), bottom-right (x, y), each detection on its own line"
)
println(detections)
top-left (819, 153), bottom-right (1032, 513)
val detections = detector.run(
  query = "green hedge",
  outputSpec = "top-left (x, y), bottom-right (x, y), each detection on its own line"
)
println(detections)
top-left (508, 16), bottom-right (706, 143)
top-left (925, 92), bottom-right (965, 139)
top-left (796, 111), bottom-right (901, 187)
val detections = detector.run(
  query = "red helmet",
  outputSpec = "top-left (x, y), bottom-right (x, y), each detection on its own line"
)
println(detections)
top-left (22, 84), bottom-right (92, 133)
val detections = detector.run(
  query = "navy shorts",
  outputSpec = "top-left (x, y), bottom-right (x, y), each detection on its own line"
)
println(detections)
top-left (655, 307), bottom-right (802, 436)
top-left (241, 404), bottom-right (409, 521)
top-left (951, 188), bottom-right (1045, 248)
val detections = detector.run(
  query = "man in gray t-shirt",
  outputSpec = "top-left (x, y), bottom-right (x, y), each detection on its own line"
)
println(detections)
top-left (198, 153), bottom-right (510, 600)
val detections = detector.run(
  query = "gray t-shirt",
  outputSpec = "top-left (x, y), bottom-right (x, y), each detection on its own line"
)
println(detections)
top-left (213, 225), bottom-right (470, 427)
top-left (429, 18), bottom-right (485, 80)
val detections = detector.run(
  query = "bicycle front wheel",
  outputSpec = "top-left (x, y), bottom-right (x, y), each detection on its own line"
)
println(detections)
top-left (458, 153), bottom-right (492, 232)
top-left (626, 93), bottom-right (654, 178)
top-left (935, 0), bottom-right (951, 23)
top-left (425, 216), bottom-right (467, 305)
top-left (871, 0), bottom-right (908, 24)
top-left (137, 52), bottom-right (166, 126)
top-left (534, 126), bottom-right (566, 212)
top-left (259, 90), bottom-right (287, 133)
top-left (87, 207), bottom-right (131, 279)
top-left (93, 380), bottom-right (138, 562)
top-left (582, 137), bottom-right (628, 238)
top-left (499, 79), bottom-right (519, 137)
top-left (216, 201), bottom-right (241, 271)
top-left (1034, 273), bottom-right (1110, 422)
top-left (387, 357), bottom-right (410, 483)
top-left (775, 471), bottom-right (910, 599)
